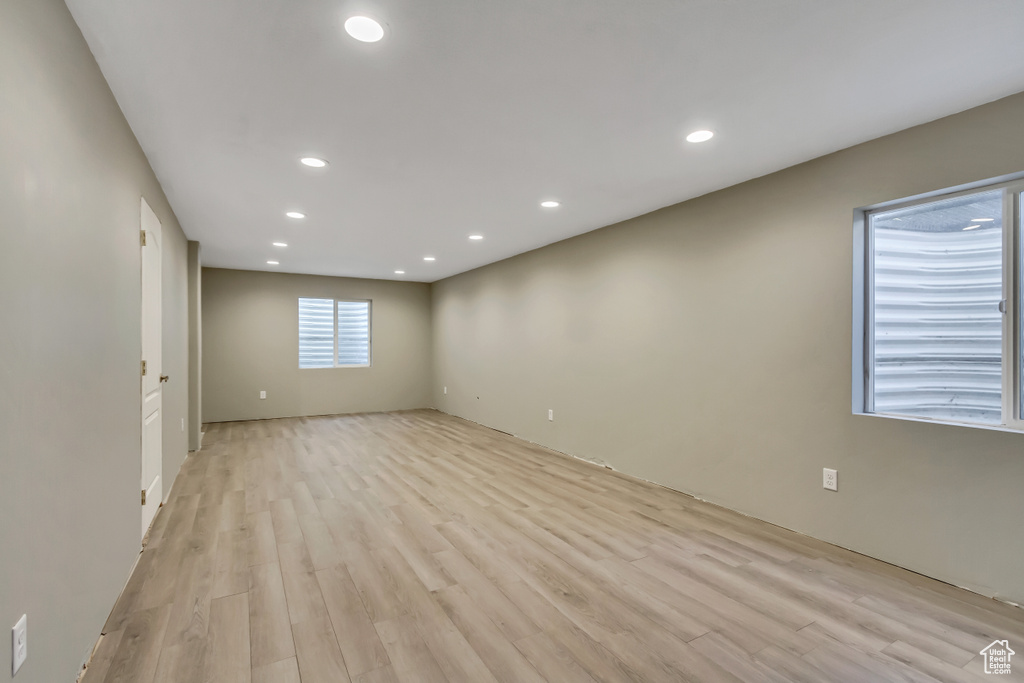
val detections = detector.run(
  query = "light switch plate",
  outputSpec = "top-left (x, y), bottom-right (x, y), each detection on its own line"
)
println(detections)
top-left (12, 614), bottom-right (26, 676)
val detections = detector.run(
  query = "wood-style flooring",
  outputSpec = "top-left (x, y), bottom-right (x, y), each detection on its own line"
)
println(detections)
top-left (82, 410), bottom-right (1024, 682)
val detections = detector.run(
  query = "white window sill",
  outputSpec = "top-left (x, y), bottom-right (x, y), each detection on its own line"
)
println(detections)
top-left (854, 410), bottom-right (1024, 435)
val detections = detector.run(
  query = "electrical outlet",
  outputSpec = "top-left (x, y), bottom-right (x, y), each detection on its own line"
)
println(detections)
top-left (12, 614), bottom-right (26, 676)
top-left (180, 418), bottom-right (184, 432)
top-left (443, 386), bottom-right (447, 394)
top-left (823, 468), bottom-right (838, 491)
top-left (548, 409), bottom-right (554, 422)
top-left (259, 391), bottom-right (266, 400)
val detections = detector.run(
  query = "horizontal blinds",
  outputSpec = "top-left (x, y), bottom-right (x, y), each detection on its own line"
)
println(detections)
top-left (298, 298), bottom-right (335, 368)
top-left (337, 301), bottom-right (370, 366)
top-left (871, 192), bottom-right (1002, 423)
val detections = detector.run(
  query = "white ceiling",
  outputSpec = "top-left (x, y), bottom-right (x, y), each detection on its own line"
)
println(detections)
top-left (66, 0), bottom-right (1024, 282)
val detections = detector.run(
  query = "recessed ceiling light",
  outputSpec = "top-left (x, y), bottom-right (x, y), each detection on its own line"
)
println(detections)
top-left (469, 235), bottom-right (484, 240)
top-left (299, 157), bottom-right (328, 168)
top-left (286, 211), bottom-right (306, 219)
top-left (972, 218), bottom-right (995, 222)
top-left (272, 242), bottom-right (288, 247)
top-left (423, 256), bottom-right (436, 261)
top-left (686, 129), bottom-right (714, 143)
top-left (540, 200), bottom-right (560, 208)
top-left (267, 260), bottom-right (280, 265)
top-left (394, 270), bottom-right (405, 275)
top-left (963, 225), bottom-right (981, 231)
top-left (345, 16), bottom-right (385, 42)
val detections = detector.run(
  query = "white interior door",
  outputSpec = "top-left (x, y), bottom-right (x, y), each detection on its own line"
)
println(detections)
top-left (141, 197), bottom-right (162, 539)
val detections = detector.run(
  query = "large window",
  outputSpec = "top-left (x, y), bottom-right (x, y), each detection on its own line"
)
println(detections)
top-left (857, 179), bottom-right (1024, 429)
top-left (298, 298), bottom-right (371, 368)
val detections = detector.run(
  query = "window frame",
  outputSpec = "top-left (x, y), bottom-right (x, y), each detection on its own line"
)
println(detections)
top-left (298, 297), bottom-right (372, 369)
top-left (334, 299), bottom-right (372, 368)
top-left (854, 173), bottom-right (1024, 432)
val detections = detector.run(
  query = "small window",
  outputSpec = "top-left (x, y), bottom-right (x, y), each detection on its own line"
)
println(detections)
top-left (298, 298), bottom-right (371, 368)
top-left (857, 177), bottom-right (1024, 429)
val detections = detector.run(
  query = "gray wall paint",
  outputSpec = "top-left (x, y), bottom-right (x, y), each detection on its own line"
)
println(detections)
top-left (188, 241), bottom-right (203, 451)
top-left (202, 268), bottom-right (431, 422)
top-left (0, 2), bottom-right (191, 682)
top-left (433, 92), bottom-right (1024, 604)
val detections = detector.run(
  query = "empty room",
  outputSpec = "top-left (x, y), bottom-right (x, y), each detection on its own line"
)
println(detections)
top-left (3, 1), bottom-right (1024, 682)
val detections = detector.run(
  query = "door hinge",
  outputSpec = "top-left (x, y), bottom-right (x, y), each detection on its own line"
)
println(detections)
top-left (141, 360), bottom-right (147, 376)
top-left (140, 230), bottom-right (147, 246)
top-left (141, 489), bottom-right (147, 506)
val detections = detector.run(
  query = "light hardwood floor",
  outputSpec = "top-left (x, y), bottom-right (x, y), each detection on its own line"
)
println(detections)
top-left (82, 410), bottom-right (1024, 683)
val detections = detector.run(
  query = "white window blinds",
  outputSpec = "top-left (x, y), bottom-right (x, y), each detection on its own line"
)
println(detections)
top-left (298, 298), bottom-right (335, 368)
top-left (337, 300), bottom-right (371, 366)
top-left (298, 298), bottom-right (371, 368)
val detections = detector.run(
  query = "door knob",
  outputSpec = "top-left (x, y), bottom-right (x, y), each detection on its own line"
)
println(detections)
top-left (160, 375), bottom-right (169, 383)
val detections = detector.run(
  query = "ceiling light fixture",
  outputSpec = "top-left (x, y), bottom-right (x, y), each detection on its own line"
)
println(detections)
top-left (423, 256), bottom-right (436, 261)
top-left (963, 225), bottom-right (981, 231)
top-left (267, 260), bottom-right (280, 265)
top-left (686, 130), bottom-right (714, 143)
top-left (971, 218), bottom-right (995, 222)
top-left (469, 235), bottom-right (484, 240)
top-left (273, 242), bottom-right (288, 247)
top-left (299, 157), bottom-right (328, 168)
top-left (540, 200), bottom-right (560, 208)
top-left (285, 211), bottom-right (306, 219)
top-left (395, 270), bottom-right (405, 275)
top-left (344, 16), bottom-right (385, 42)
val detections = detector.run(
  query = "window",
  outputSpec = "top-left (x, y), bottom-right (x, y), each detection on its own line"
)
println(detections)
top-left (856, 178), bottom-right (1024, 429)
top-left (298, 298), bottom-right (371, 368)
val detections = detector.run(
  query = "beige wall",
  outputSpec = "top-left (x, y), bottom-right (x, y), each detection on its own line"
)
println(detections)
top-left (0, 2), bottom-right (191, 682)
top-left (433, 92), bottom-right (1024, 605)
top-left (202, 268), bottom-right (432, 422)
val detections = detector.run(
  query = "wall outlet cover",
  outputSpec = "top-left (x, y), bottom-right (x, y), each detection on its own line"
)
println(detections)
top-left (823, 468), bottom-right (838, 492)
top-left (259, 391), bottom-right (266, 399)
top-left (548, 409), bottom-right (554, 421)
top-left (12, 614), bottom-right (27, 676)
